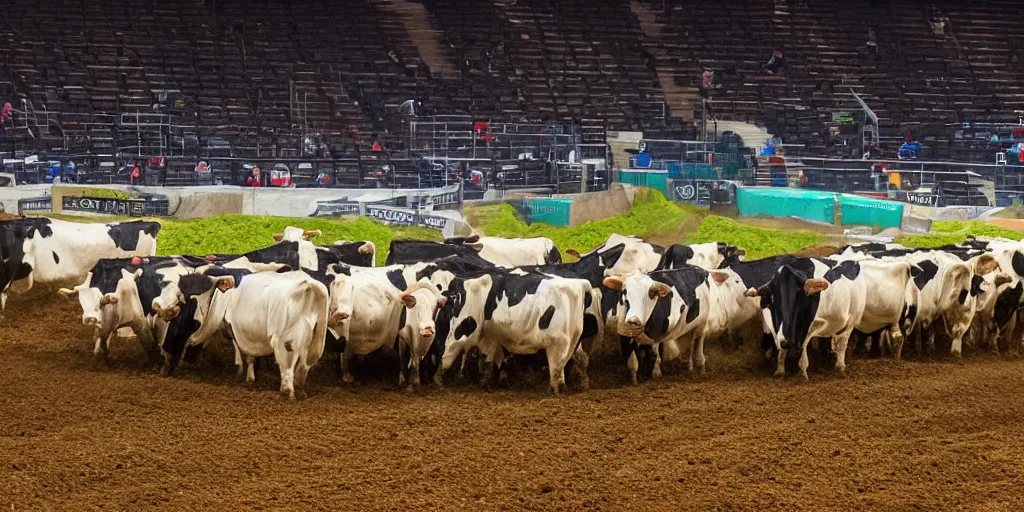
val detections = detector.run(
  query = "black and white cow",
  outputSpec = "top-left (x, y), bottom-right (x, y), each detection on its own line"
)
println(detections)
top-left (0, 218), bottom-right (159, 309)
top-left (657, 242), bottom-right (745, 270)
top-left (58, 255), bottom-right (202, 366)
top-left (602, 267), bottom-right (711, 384)
top-left (183, 269), bottom-right (330, 399)
top-left (747, 259), bottom-right (867, 379)
top-left (435, 270), bottom-right (593, 393)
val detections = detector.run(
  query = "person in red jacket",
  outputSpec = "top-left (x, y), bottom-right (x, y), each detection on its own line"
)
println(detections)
top-left (130, 163), bottom-right (141, 185)
top-left (247, 167), bottom-right (262, 187)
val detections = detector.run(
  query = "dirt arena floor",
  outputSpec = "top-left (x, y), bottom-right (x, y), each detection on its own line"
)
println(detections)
top-left (3, 288), bottom-right (1024, 511)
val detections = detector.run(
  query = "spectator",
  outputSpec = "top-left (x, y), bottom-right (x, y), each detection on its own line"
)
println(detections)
top-left (764, 49), bottom-right (785, 74)
top-left (0, 102), bottom-right (12, 132)
top-left (867, 28), bottom-right (877, 53)
top-left (371, 133), bottom-right (383, 152)
top-left (130, 163), bottom-right (141, 185)
top-left (701, 69), bottom-right (715, 99)
top-left (247, 167), bottom-right (262, 187)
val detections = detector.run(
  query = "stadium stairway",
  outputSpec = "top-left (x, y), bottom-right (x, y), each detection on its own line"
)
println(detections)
top-left (380, 0), bottom-right (460, 80)
top-left (630, 1), bottom-right (700, 122)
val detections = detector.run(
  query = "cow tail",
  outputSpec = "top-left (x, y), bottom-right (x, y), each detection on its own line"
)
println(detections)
top-left (306, 280), bottom-right (330, 367)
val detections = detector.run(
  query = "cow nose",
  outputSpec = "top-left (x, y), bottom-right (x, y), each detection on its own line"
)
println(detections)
top-left (83, 316), bottom-right (100, 328)
top-left (626, 316), bottom-right (642, 327)
top-left (420, 326), bottom-right (435, 337)
top-left (329, 310), bottom-right (350, 326)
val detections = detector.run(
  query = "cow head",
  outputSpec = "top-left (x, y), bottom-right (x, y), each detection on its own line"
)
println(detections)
top-left (184, 274), bottom-right (237, 348)
top-left (400, 279), bottom-right (448, 339)
top-left (745, 264), bottom-right (829, 349)
top-left (326, 264), bottom-right (355, 328)
top-left (60, 268), bottom-right (141, 330)
top-left (602, 271), bottom-right (672, 338)
top-left (443, 273), bottom-right (494, 351)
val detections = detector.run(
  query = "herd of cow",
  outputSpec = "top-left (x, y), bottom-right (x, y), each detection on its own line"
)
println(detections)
top-left (2, 216), bottom-right (1022, 399)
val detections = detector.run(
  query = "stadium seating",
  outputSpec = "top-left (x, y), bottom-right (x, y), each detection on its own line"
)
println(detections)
top-left (0, 0), bottom-right (1021, 167)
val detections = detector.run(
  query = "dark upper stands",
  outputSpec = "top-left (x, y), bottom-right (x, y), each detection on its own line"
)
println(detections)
top-left (1, 0), bottom-right (1021, 164)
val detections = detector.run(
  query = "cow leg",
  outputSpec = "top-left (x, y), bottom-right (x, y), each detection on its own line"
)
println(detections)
top-left (234, 343), bottom-right (244, 378)
top-left (890, 327), bottom-right (906, 361)
top-left (797, 338), bottom-right (812, 381)
top-left (693, 333), bottom-right (708, 373)
top-left (397, 341), bottom-right (409, 388)
top-left (273, 340), bottom-right (298, 400)
top-left (833, 330), bottom-right (853, 374)
top-left (545, 342), bottom-right (570, 394)
top-left (294, 358), bottom-right (310, 400)
top-left (341, 343), bottom-right (355, 384)
top-left (626, 351), bottom-right (639, 385)
top-left (572, 346), bottom-right (590, 391)
top-left (775, 347), bottom-right (787, 377)
top-left (245, 355), bottom-right (256, 385)
top-left (651, 343), bottom-right (663, 379)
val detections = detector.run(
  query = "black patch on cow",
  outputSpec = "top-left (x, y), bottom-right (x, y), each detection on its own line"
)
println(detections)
top-left (1013, 251), bottom-right (1024, 279)
top-left (656, 244), bottom-right (694, 270)
top-left (823, 260), bottom-right (860, 282)
top-left (240, 241), bottom-right (300, 270)
top-left (538, 305), bottom-right (556, 329)
top-left (583, 289), bottom-right (593, 309)
top-left (685, 298), bottom-right (701, 323)
top-left (957, 289), bottom-right (969, 305)
top-left (317, 241), bottom-right (374, 268)
top-left (51, 251), bottom-right (59, 264)
top-left (598, 244), bottom-right (626, 269)
top-left (994, 282), bottom-right (1024, 327)
top-left (398, 307), bottom-right (407, 330)
top-left (454, 317), bottom-right (478, 340)
top-left (730, 254), bottom-right (798, 288)
top-left (386, 240), bottom-right (482, 265)
top-left (545, 245), bottom-right (562, 265)
top-left (581, 314), bottom-right (599, 340)
top-left (107, 221), bottom-right (161, 251)
top-left (386, 269), bottom-right (407, 292)
top-left (768, 262), bottom-right (824, 350)
top-left (484, 273), bottom-right (543, 320)
top-left (970, 275), bottom-right (984, 297)
top-left (913, 260), bottom-right (939, 290)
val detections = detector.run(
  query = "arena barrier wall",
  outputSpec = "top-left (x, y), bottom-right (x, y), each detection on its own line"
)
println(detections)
top-left (736, 187), bottom-right (905, 230)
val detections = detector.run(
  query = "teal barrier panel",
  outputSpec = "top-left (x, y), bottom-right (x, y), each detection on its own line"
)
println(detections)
top-left (736, 188), bottom-right (836, 224)
top-left (618, 170), bottom-right (668, 196)
top-left (527, 198), bottom-right (572, 227)
top-left (839, 194), bottom-right (904, 229)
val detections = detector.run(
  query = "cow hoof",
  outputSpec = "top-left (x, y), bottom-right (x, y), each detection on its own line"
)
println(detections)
top-left (800, 372), bottom-right (810, 382)
top-left (404, 384), bottom-right (416, 394)
top-left (294, 389), bottom-right (308, 400)
top-left (280, 390), bottom-right (295, 401)
top-left (342, 373), bottom-right (355, 384)
top-left (652, 368), bottom-right (662, 379)
top-left (578, 378), bottom-right (590, 392)
top-left (773, 369), bottom-right (785, 378)
top-left (629, 374), bottom-right (638, 386)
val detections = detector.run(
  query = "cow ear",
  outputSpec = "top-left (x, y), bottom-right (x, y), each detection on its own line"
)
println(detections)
top-left (57, 287), bottom-right (78, 298)
top-left (214, 276), bottom-right (236, 292)
top-left (469, 242), bottom-right (484, 251)
top-left (566, 249), bottom-right (581, 258)
top-left (436, 296), bottom-right (448, 308)
top-left (303, 229), bottom-right (322, 239)
top-left (401, 293), bottom-right (417, 309)
top-left (602, 276), bottom-right (624, 291)
top-left (744, 287), bottom-right (759, 298)
top-left (974, 254), bottom-right (999, 276)
top-left (358, 242), bottom-right (374, 255)
top-left (804, 278), bottom-right (829, 295)
top-left (272, 233), bottom-right (285, 242)
top-left (649, 282), bottom-right (671, 299)
top-left (710, 272), bottom-right (728, 285)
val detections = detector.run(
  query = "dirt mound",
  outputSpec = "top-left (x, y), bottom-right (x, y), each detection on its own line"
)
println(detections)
top-left (987, 218), bottom-right (1024, 233)
top-left (2, 290), bottom-right (1024, 509)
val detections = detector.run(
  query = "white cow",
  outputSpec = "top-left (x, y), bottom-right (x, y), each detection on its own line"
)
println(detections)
top-left (185, 270), bottom-right (330, 399)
